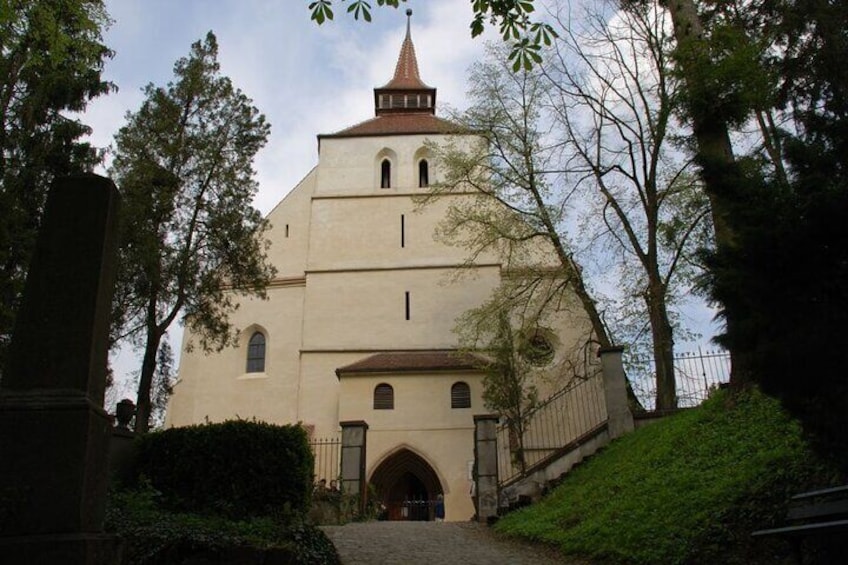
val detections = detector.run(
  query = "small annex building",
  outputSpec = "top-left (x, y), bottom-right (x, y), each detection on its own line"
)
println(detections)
top-left (166, 14), bottom-right (595, 522)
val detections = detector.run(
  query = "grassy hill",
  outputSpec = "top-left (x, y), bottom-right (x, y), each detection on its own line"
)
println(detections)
top-left (494, 389), bottom-right (841, 564)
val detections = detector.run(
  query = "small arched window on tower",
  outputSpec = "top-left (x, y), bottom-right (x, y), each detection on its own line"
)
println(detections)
top-left (418, 159), bottom-right (429, 187)
top-left (451, 382), bottom-right (471, 409)
top-left (246, 332), bottom-right (266, 373)
top-left (381, 159), bottom-right (392, 188)
top-left (374, 383), bottom-right (394, 409)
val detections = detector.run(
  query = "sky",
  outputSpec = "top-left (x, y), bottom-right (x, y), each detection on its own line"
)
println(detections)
top-left (84, 0), bottom-right (494, 214)
top-left (83, 0), bottom-right (720, 406)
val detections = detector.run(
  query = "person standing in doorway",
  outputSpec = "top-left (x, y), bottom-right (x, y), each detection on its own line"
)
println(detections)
top-left (434, 493), bottom-right (445, 522)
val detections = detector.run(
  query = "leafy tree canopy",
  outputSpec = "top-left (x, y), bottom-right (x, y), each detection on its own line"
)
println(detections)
top-left (307, 0), bottom-right (556, 70)
top-left (0, 0), bottom-right (113, 373)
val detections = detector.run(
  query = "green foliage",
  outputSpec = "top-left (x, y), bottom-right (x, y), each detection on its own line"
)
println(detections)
top-left (109, 31), bottom-right (275, 432)
top-left (673, 21), bottom-right (776, 129)
top-left (688, 0), bottom-right (848, 472)
top-left (129, 420), bottom-right (314, 520)
top-left (305, 0), bottom-right (555, 70)
top-left (479, 312), bottom-right (540, 471)
top-left (107, 482), bottom-right (340, 565)
top-left (495, 389), bottom-right (840, 564)
top-left (308, 0), bottom-right (403, 25)
top-left (0, 0), bottom-right (113, 371)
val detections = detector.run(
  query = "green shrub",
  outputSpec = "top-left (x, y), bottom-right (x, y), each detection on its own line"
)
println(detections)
top-left (106, 483), bottom-right (340, 565)
top-left (131, 419), bottom-right (313, 519)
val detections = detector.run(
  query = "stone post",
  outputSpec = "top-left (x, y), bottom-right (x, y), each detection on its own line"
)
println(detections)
top-left (473, 414), bottom-right (499, 523)
top-left (0, 175), bottom-right (122, 563)
top-left (340, 420), bottom-right (368, 516)
top-left (599, 346), bottom-right (635, 439)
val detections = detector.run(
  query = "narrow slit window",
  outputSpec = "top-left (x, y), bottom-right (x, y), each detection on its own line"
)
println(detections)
top-left (246, 332), bottom-right (266, 373)
top-left (401, 214), bottom-right (405, 248)
top-left (374, 383), bottom-right (394, 409)
top-left (285, 224), bottom-right (289, 238)
top-left (419, 159), bottom-right (429, 188)
top-left (405, 291), bottom-right (410, 320)
top-left (381, 159), bottom-right (391, 188)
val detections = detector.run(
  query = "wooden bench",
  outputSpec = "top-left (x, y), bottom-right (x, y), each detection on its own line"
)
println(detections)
top-left (752, 485), bottom-right (848, 561)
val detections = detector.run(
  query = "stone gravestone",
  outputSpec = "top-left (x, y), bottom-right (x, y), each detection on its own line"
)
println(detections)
top-left (0, 175), bottom-right (122, 563)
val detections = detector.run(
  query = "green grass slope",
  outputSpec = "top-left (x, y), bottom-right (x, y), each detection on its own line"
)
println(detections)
top-left (494, 389), bottom-right (840, 564)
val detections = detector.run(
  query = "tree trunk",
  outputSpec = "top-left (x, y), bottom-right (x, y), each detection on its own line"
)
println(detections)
top-left (548, 237), bottom-right (611, 349)
top-left (662, 0), bottom-right (753, 387)
top-left (134, 321), bottom-right (163, 433)
top-left (646, 279), bottom-right (677, 410)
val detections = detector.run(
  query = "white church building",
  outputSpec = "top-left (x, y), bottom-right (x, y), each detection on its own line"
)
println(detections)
top-left (166, 16), bottom-right (597, 522)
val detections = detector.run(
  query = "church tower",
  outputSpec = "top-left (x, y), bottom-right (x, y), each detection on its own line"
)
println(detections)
top-left (167, 12), bottom-right (593, 522)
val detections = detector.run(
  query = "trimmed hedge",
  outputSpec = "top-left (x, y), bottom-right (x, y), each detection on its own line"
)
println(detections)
top-left (106, 485), bottom-right (340, 565)
top-left (131, 420), bottom-right (313, 519)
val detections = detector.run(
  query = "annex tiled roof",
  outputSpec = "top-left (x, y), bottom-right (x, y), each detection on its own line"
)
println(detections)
top-left (335, 351), bottom-right (489, 377)
top-left (320, 113), bottom-right (460, 138)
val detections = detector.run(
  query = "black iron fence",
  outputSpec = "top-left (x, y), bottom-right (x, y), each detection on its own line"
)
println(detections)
top-left (629, 348), bottom-right (731, 411)
top-left (385, 497), bottom-right (435, 521)
top-left (309, 436), bottom-right (341, 487)
top-left (496, 371), bottom-right (607, 487)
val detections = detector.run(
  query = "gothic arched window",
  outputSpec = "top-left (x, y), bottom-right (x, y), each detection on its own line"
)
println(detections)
top-left (381, 159), bottom-right (392, 188)
top-left (418, 159), bottom-right (429, 187)
top-left (246, 332), bottom-right (266, 373)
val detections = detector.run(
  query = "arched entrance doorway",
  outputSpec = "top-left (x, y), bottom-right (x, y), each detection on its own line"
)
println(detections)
top-left (370, 448), bottom-right (443, 521)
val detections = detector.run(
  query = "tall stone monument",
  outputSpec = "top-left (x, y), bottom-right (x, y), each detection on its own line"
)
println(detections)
top-left (0, 175), bottom-right (122, 563)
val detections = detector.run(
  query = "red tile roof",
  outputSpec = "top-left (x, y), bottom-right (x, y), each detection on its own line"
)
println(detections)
top-left (336, 351), bottom-right (489, 377)
top-left (320, 113), bottom-right (462, 138)
top-left (380, 15), bottom-right (431, 90)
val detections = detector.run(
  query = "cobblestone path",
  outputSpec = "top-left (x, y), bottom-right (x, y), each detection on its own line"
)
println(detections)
top-left (322, 521), bottom-right (586, 565)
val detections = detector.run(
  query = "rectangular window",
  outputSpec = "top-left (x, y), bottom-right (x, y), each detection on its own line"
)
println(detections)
top-left (405, 291), bottom-right (410, 320)
top-left (285, 224), bottom-right (289, 238)
top-left (401, 214), bottom-right (405, 248)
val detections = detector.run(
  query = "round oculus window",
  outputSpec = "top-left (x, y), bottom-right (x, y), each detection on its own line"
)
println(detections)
top-left (522, 333), bottom-right (554, 366)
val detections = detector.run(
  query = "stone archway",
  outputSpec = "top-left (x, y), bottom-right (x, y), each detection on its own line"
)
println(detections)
top-left (370, 448), bottom-right (443, 521)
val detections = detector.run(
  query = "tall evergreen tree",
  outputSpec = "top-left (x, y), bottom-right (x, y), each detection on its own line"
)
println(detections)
top-left (0, 0), bottom-right (113, 373)
top-left (697, 0), bottom-right (848, 469)
top-left (109, 32), bottom-right (275, 432)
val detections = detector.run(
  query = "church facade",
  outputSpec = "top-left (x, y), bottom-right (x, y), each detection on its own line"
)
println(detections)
top-left (166, 18), bottom-right (594, 521)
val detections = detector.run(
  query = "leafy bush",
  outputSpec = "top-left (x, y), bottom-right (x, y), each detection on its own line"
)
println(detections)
top-left (495, 389), bottom-right (841, 564)
top-left (107, 483), bottom-right (339, 565)
top-left (130, 420), bottom-right (313, 519)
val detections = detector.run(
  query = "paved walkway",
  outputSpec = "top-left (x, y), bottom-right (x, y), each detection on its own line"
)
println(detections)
top-left (322, 521), bottom-right (587, 565)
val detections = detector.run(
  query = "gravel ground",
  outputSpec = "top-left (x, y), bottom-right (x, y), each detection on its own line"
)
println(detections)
top-left (321, 521), bottom-right (589, 565)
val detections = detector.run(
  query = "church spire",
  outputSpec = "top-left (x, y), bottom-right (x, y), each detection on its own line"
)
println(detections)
top-left (374, 9), bottom-right (436, 116)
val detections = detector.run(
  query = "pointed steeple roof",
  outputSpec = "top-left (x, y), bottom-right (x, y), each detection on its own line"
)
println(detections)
top-left (372, 9), bottom-right (436, 116)
top-left (320, 9), bottom-right (465, 142)
top-left (380, 10), bottom-right (432, 90)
